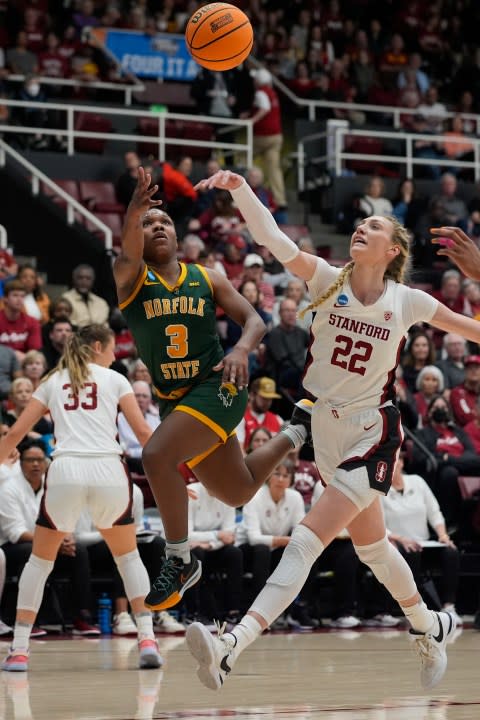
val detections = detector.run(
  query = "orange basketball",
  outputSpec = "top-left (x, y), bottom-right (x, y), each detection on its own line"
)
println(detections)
top-left (185, 3), bottom-right (253, 71)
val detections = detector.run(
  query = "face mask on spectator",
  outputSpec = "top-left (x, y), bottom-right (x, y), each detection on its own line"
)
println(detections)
top-left (27, 83), bottom-right (40, 96)
top-left (431, 408), bottom-right (449, 423)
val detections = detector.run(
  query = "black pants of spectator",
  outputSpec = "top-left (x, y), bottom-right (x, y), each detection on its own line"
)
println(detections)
top-left (397, 544), bottom-right (460, 607)
top-left (1, 540), bottom-right (92, 621)
top-left (86, 536), bottom-right (166, 600)
top-left (431, 465), bottom-right (463, 529)
top-left (307, 539), bottom-right (361, 620)
top-left (188, 545), bottom-right (243, 619)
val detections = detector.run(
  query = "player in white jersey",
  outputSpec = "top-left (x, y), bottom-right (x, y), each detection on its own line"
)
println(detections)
top-left (185, 171), bottom-right (480, 692)
top-left (0, 324), bottom-right (162, 672)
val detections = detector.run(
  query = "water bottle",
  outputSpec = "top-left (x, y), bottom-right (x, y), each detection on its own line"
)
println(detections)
top-left (97, 593), bottom-right (112, 635)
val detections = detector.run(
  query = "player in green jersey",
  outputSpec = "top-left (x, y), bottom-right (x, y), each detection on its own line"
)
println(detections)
top-left (113, 168), bottom-right (313, 611)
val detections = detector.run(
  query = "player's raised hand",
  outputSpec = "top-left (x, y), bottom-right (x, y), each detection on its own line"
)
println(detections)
top-left (128, 166), bottom-right (163, 215)
top-left (195, 169), bottom-right (245, 193)
top-left (431, 226), bottom-right (480, 281)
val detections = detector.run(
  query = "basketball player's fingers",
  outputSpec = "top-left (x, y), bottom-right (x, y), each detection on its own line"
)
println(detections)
top-left (431, 226), bottom-right (469, 245)
top-left (212, 360), bottom-right (224, 372)
top-left (146, 184), bottom-right (159, 197)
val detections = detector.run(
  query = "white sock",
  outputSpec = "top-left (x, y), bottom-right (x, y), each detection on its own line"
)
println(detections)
top-left (225, 614), bottom-right (262, 655)
top-left (402, 601), bottom-right (436, 634)
top-left (165, 538), bottom-right (191, 564)
top-left (281, 424), bottom-right (307, 449)
top-left (135, 612), bottom-right (155, 641)
top-left (12, 622), bottom-right (32, 652)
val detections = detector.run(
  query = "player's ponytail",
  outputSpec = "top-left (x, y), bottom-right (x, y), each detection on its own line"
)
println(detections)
top-left (42, 324), bottom-right (114, 395)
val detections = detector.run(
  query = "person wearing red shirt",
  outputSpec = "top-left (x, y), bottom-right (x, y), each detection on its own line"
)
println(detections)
top-left (38, 32), bottom-right (70, 81)
top-left (0, 280), bottom-right (42, 363)
top-left (450, 355), bottom-right (480, 426)
top-left (236, 377), bottom-right (284, 450)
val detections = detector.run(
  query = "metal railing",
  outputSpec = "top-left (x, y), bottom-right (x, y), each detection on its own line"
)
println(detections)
top-left (295, 124), bottom-right (480, 189)
top-left (0, 99), bottom-right (254, 165)
top-left (0, 139), bottom-right (113, 251)
top-left (6, 74), bottom-right (145, 107)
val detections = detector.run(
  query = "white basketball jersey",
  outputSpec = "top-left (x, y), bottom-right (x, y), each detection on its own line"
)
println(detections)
top-left (33, 364), bottom-right (133, 457)
top-left (304, 259), bottom-right (439, 409)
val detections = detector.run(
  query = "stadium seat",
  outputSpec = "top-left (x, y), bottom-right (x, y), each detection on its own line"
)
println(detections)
top-left (182, 121), bottom-right (215, 160)
top-left (85, 212), bottom-right (123, 249)
top-left (74, 112), bottom-right (113, 154)
top-left (78, 181), bottom-right (124, 213)
top-left (345, 136), bottom-right (386, 174)
top-left (136, 117), bottom-right (184, 160)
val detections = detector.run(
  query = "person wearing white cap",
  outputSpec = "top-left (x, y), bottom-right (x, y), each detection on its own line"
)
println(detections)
top-left (237, 253), bottom-right (275, 313)
top-left (244, 68), bottom-right (287, 211)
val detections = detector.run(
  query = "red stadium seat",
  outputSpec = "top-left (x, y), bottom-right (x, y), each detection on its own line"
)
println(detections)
top-left (85, 212), bottom-right (123, 249)
top-left (78, 181), bottom-right (124, 213)
top-left (74, 112), bottom-right (113, 154)
top-left (345, 136), bottom-right (385, 174)
top-left (182, 121), bottom-right (215, 160)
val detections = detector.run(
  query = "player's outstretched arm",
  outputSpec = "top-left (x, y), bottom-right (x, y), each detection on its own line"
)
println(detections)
top-left (195, 170), bottom-right (319, 282)
top-left (113, 167), bottom-right (162, 297)
top-left (0, 399), bottom-right (46, 464)
top-left (431, 226), bottom-right (480, 281)
top-left (431, 302), bottom-right (480, 344)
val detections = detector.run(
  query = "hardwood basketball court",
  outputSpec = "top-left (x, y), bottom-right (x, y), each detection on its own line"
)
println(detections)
top-left (1, 627), bottom-right (478, 719)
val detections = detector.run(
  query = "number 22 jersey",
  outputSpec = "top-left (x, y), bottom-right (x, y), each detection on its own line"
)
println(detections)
top-left (304, 258), bottom-right (439, 410)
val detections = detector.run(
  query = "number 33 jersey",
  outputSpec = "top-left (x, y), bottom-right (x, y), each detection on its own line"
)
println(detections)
top-left (304, 259), bottom-right (439, 410)
top-left (120, 263), bottom-right (223, 401)
top-left (33, 364), bottom-right (133, 457)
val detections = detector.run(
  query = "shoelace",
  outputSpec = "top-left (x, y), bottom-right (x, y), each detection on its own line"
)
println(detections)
top-left (412, 635), bottom-right (440, 664)
top-left (151, 558), bottom-right (182, 592)
top-left (213, 620), bottom-right (236, 652)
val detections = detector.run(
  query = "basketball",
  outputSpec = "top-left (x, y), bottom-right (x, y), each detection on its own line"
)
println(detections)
top-left (185, 3), bottom-right (253, 72)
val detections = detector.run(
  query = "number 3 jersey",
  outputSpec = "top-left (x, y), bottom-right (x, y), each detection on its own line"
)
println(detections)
top-left (304, 258), bottom-right (439, 410)
top-left (119, 263), bottom-right (223, 400)
top-left (33, 364), bottom-right (133, 456)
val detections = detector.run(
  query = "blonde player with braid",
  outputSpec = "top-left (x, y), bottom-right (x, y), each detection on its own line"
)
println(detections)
top-left (0, 325), bottom-right (163, 672)
top-left (186, 171), bottom-right (480, 692)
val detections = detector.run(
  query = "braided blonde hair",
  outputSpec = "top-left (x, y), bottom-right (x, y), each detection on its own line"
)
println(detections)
top-left (42, 324), bottom-right (114, 396)
top-left (299, 216), bottom-right (411, 318)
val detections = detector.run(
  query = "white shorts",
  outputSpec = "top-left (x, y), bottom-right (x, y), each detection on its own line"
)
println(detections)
top-left (37, 455), bottom-right (133, 533)
top-left (311, 402), bottom-right (403, 510)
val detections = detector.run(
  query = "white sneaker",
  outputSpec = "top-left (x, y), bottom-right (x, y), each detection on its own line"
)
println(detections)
top-left (410, 611), bottom-right (456, 689)
top-left (442, 604), bottom-right (463, 626)
top-left (330, 615), bottom-right (361, 629)
top-left (364, 613), bottom-right (401, 628)
top-left (186, 621), bottom-right (237, 690)
top-left (112, 612), bottom-right (137, 636)
top-left (0, 619), bottom-right (12, 636)
top-left (154, 611), bottom-right (185, 634)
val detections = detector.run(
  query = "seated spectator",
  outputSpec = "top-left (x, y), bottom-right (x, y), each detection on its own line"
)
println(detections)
top-left (397, 52), bottom-right (430, 95)
top-left (180, 234), bottom-right (205, 265)
top-left (272, 277), bottom-right (312, 332)
top-left (16, 264), bottom-right (50, 324)
top-left (449, 355), bottom-right (480, 426)
top-left (234, 254), bottom-right (275, 314)
top-left (431, 269), bottom-right (470, 351)
top-left (391, 178), bottom-right (426, 230)
top-left (440, 115), bottom-right (475, 177)
top-left (379, 32), bottom-right (408, 76)
top-left (246, 166), bottom-right (286, 225)
top-left (350, 49), bottom-right (376, 102)
top-left (237, 458), bottom-right (317, 628)
top-left (264, 299), bottom-right (309, 403)
top-left (0, 440), bottom-right (98, 635)
top-left (219, 238), bottom-right (247, 281)
top-left (118, 381), bottom-right (160, 474)
top-left (225, 280), bottom-right (270, 373)
top-left (189, 190), bottom-right (245, 249)
top-left (16, 74), bottom-right (52, 151)
top-left (4, 378), bottom-right (53, 442)
top-left (235, 377), bottom-right (283, 451)
top-left (412, 394), bottom-right (479, 529)
top-left (6, 31), bottom-right (38, 76)
top-left (0, 280), bottom-right (42, 363)
top-left (41, 316), bottom-right (73, 370)
top-left (62, 264), bottom-right (110, 328)
top-left (288, 446), bottom-right (320, 510)
top-left (414, 365), bottom-right (446, 428)
top-left (463, 279), bottom-right (480, 319)
top-left (21, 350), bottom-right (47, 393)
top-left (244, 426), bottom-right (273, 455)
top-left (436, 333), bottom-right (467, 392)
top-left (287, 60), bottom-right (318, 99)
top-left (0, 249), bottom-right (19, 294)
top-left (432, 173), bottom-right (469, 230)
top-left (383, 454), bottom-right (461, 626)
top-left (187, 482), bottom-right (244, 625)
top-left (41, 297), bottom-right (75, 348)
top-left (358, 176), bottom-right (393, 218)
top-left (410, 86), bottom-right (448, 178)
top-left (401, 331), bottom-right (437, 394)
top-left (0, 345), bottom-right (20, 402)
top-left (108, 307), bottom-right (136, 369)
top-left (38, 32), bottom-right (70, 88)
top-left (116, 151), bottom-right (142, 208)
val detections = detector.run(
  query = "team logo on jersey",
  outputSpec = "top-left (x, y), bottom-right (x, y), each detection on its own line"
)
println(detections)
top-left (145, 270), bottom-right (161, 285)
top-left (333, 293), bottom-right (349, 308)
top-left (375, 461), bottom-right (388, 483)
top-left (218, 382), bottom-right (238, 408)
top-left (384, 311), bottom-right (393, 321)
top-left (189, 281), bottom-right (200, 287)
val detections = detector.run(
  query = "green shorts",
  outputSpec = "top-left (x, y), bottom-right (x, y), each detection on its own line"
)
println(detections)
top-left (157, 372), bottom-right (248, 466)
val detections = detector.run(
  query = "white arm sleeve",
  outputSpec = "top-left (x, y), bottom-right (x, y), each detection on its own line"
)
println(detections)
top-left (230, 182), bottom-right (300, 264)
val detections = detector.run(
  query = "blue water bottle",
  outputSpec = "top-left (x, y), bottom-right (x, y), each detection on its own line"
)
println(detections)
top-left (97, 593), bottom-right (112, 635)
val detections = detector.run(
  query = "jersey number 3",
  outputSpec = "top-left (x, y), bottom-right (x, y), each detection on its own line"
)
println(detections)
top-left (165, 324), bottom-right (188, 358)
top-left (63, 382), bottom-right (98, 411)
top-left (331, 335), bottom-right (372, 376)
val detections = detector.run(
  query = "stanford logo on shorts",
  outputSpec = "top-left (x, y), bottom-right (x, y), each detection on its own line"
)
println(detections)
top-left (384, 312), bottom-right (392, 321)
top-left (375, 461), bottom-right (388, 483)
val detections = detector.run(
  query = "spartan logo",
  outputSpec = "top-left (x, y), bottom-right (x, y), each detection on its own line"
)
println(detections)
top-left (375, 461), bottom-right (388, 483)
top-left (218, 382), bottom-right (238, 408)
top-left (210, 13), bottom-right (234, 32)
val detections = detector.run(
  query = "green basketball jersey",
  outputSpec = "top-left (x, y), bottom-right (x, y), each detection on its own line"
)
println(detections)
top-left (120, 263), bottom-right (223, 400)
